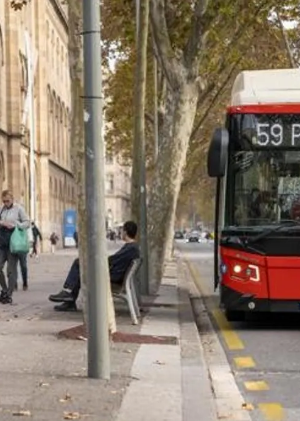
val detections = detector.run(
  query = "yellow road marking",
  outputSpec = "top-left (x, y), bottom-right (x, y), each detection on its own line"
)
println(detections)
top-left (212, 308), bottom-right (244, 350)
top-left (258, 403), bottom-right (285, 421)
top-left (244, 381), bottom-right (269, 391)
top-left (186, 259), bottom-right (244, 350)
top-left (234, 356), bottom-right (256, 368)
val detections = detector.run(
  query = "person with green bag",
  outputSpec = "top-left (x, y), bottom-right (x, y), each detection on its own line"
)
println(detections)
top-left (0, 190), bottom-right (30, 304)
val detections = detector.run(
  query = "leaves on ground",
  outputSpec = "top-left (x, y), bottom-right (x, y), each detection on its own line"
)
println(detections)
top-left (242, 403), bottom-right (254, 411)
top-left (12, 410), bottom-right (31, 416)
top-left (60, 393), bottom-right (72, 403)
top-left (63, 412), bottom-right (80, 420)
top-left (77, 335), bottom-right (87, 341)
top-left (38, 381), bottom-right (50, 387)
top-left (154, 360), bottom-right (166, 365)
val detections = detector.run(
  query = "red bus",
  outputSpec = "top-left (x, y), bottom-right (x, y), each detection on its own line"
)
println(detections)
top-left (207, 68), bottom-right (300, 321)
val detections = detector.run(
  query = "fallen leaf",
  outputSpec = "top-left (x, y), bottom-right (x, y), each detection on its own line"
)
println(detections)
top-left (154, 360), bottom-right (165, 365)
top-left (77, 336), bottom-right (87, 341)
top-left (63, 412), bottom-right (80, 420)
top-left (60, 393), bottom-right (72, 403)
top-left (39, 382), bottom-right (50, 387)
top-left (242, 403), bottom-right (254, 411)
top-left (12, 410), bottom-right (31, 416)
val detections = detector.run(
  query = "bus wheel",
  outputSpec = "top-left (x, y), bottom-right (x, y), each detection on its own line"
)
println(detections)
top-left (225, 310), bottom-right (245, 322)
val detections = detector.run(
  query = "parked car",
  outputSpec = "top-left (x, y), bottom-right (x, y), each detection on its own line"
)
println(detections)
top-left (186, 231), bottom-right (201, 243)
top-left (174, 231), bottom-right (184, 239)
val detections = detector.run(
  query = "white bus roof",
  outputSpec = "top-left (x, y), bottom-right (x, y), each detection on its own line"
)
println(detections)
top-left (230, 68), bottom-right (300, 107)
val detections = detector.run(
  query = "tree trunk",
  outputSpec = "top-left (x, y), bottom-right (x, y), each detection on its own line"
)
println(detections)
top-left (148, 80), bottom-right (198, 291)
top-left (130, 0), bottom-right (149, 225)
top-left (68, 1), bottom-right (116, 333)
top-left (68, 1), bottom-right (89, 323)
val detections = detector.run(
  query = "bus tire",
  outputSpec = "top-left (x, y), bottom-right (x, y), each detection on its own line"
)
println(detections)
top-left (225, 310), bottom-right (245, 322)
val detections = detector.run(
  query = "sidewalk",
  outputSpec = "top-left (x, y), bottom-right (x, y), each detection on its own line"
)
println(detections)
top-left (0, 248), bottom-right (217, 420)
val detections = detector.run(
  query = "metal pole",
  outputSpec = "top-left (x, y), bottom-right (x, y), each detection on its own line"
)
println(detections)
top-left (153, 55), bottom-right (159, 161)
top-left (135, 0), bottom-right (150, 295)
top-left (82, 0), bottom-right (110, 380)
top-left (25, 31), bottom-right (36, 222)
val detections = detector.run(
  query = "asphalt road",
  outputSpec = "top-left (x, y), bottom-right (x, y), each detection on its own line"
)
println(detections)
top-left (177, 239), bottom-right (300, 421)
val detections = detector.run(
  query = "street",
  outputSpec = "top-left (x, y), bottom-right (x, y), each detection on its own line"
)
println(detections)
top-left (178, 240), bottom-right (300, 421)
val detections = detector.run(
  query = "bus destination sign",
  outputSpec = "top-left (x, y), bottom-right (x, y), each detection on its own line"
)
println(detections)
top-left (251, 114), bottom-right (300, 148)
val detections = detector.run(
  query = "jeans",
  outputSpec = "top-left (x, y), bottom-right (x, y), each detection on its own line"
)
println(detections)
top-left (18, 253), bottom-right (28, 286)
top-left (64, 258), bottom-right (80, 301)
top-left (0, 248), bottom-right (19, 296)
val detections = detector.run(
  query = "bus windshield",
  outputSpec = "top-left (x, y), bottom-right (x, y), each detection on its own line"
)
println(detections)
top-left (225, 113), bottom-right (300, 227)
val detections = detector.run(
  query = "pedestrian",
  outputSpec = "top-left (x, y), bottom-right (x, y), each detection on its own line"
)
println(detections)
top-left (14, 252), bottom-right (28, 291)
top-left (0, 189), bottom-right (30, 304)
top-left (73, 230), bottom-right (78, 248)
top-left (30, 221), bottom-right (42, 258)
top-left (49, 232), bottom-right (59, 253)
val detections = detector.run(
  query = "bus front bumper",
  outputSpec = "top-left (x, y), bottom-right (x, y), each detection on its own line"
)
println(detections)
top-left (221, 285), bottom-right (300, 313)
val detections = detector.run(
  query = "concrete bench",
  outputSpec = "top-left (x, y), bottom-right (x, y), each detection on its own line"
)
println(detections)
top-left (112, 258), bottom-right (142, 325)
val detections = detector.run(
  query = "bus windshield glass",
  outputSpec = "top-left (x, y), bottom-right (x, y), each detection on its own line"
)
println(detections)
top-left (225, 113), bottom-right (300, 227)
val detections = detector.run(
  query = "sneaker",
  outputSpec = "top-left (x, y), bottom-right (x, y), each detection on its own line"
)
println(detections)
top-left (23, 284), bottom-right (28, 291)
top-left (49, 290), bottom-right (74, 303)
top-left (54, 302), bottom-right (77, 312)
top-left (0, 291), bottom-right (12, 305)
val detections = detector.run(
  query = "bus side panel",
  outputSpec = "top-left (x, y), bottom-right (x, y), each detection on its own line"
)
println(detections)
top-left (220, 246), bottom-right (269, 299)
top-left (266, 257), bottom-right (300, 300)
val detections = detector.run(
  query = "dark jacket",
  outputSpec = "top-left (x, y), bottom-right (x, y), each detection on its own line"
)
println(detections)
top-left (109, 242), bottom-right (140, 284)
top-left (32, 225), bottom-right (42, 241)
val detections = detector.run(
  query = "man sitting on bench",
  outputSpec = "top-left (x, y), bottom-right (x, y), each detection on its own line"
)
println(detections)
top-left (48, 220), bottom-right (139, 312)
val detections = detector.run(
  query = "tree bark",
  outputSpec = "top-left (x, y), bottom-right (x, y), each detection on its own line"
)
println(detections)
top-left (148, 79), bottom-right (198, 291)
top-left (131, 0), bottom-right (150, 224)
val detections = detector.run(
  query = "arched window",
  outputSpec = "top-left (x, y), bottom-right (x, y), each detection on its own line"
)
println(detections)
top-left (51, 30), bottom-right (55, 66)
top-left (62, 104), bottom-right (66, 165)
top-left (66, 108), bottom-right (70, 167)
top-left (49, 176), bottom-right (53, 220)
top-left (53, 92), bottom-right (57, 156)
top-left (47, 85), bottom-right (52, 153)
top-left (0, 25), bottom-right (4, 66)
top-left (57, 98), bottom-right (61, 160)
top-left (56, 38), bottom-right (59, 75)
top-left (46, 21), bottom-right (49, 59)
top-left (61, 46), bottom-right (64, 81)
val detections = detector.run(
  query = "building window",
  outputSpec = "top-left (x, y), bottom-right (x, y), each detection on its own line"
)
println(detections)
top-left (106, 174), bottom-right (114, 194)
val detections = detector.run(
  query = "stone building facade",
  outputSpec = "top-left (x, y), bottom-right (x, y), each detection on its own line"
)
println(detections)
top-left (0, 0), bottom-right (131, 249)
top-left (105, 152), bottom-right (131, 229)
top-left (0, 0), bottom-right (74, 250)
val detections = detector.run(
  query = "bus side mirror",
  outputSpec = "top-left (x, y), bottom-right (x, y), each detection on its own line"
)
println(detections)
top-left (207, 128), bottom-right (229, 177)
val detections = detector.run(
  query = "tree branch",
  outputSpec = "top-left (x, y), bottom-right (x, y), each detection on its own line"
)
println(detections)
top-left (150, 0), bottom-right (180, 88)
top-left (190, 58), bottom-right (242, 142)
top-left (276, 9), bottom-right (296, 68)
top-left (183, 0), bottom-right (212, 67)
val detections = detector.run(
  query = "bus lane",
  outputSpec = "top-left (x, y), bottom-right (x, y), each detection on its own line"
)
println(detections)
top-left (181, 242), bottom-right (300, 421)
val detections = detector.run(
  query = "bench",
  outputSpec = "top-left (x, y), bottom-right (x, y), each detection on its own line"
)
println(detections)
top-left (112, 258), bottom-right (142, 325)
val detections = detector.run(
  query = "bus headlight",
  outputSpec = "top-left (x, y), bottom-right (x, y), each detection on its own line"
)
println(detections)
top-left (233, 264), bottom-right (242, 274)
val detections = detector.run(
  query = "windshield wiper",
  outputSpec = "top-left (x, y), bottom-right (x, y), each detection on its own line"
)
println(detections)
top-left (224, 235), bottom-right (266, 255)
top-left (247, 220), bottom-right (300, 244)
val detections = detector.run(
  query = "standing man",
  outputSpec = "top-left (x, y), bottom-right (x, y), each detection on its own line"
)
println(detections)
top-left (0, 190), bottom-right (30, 304)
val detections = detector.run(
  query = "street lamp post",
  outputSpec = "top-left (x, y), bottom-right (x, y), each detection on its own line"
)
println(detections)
top-left (82, 0), bottom-right (110, 379)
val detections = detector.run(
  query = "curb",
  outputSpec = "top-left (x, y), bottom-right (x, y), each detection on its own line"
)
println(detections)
top-left (177, 260), bottom-right (217, 421)
top-left (184, 259), bottom-right (252, 421)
